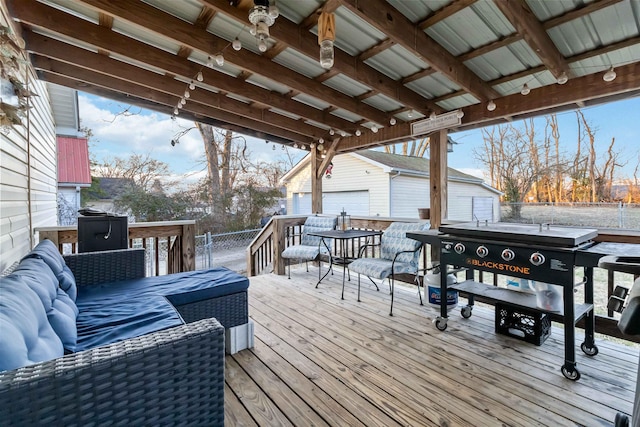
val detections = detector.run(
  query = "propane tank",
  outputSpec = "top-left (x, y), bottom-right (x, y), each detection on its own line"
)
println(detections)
top-left (425, 270), bottom-right (458, 308)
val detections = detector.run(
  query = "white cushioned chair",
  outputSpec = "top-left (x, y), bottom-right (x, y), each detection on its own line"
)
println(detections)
top-left (281, 216), bottom-right (337, 279)
top-left (347, 221), bottom-right (429, 316)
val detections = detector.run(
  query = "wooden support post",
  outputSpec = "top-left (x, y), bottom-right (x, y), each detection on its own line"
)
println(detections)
top-left (181, 222), bottom-right (195, 272)
top-left (310, 148), bottom-right (323, 214)
top-left (272, 218), bottom-right (286, 275)
top-left (430, 129), bottom-right (448, 261)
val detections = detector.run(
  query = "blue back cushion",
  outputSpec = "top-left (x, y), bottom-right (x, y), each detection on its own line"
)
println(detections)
top-left (12, 257), bottom-right (78, 350)
top-left (0, 275), bottom-right (64, 371)
top-left (23, 239), bottom-right (78, 302)
top-left (381, 222), bottom-right (430, 265)
top-left (300, 216), bottom-right (337, 247)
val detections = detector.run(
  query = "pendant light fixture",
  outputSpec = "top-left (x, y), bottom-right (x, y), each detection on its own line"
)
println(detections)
top-left (318, 11), bottom-right (336, 69)
top-left (248, 0), bottom-right (278, 53)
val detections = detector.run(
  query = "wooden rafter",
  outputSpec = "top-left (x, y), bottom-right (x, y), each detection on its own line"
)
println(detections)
top-left (67, 0), bottom-right (389, 125)
top-left (198, 0), bottom-right (438, 114)
top-left (494, 0), bottom-right (570, 80)
top-left (339, 0), bottom-right (499, 102)
top-left (418, 0), bottom-right (477, 30)
top-left (33, 56), bottom-right (314, 142)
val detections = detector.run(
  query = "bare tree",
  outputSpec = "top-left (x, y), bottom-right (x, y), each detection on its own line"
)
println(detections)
top-left (475, 123), bottom-right (558, 219)
top-left (98, 153), bottom-right (172, 191)
top-left (384, 137), bottom-right (429, 157)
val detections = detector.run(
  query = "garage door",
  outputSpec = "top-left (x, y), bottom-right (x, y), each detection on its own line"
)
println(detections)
top-left (293, 191), bottom-right (370, 215)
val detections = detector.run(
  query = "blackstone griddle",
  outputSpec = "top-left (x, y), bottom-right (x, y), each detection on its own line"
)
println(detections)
top-left (439, 221), bottom-right (597, 247)
top-left (408, 221), bottom-right (600, 381)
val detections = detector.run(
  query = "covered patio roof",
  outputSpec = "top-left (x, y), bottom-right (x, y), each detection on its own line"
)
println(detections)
top-left (5, 0), bottom-right (640, 151)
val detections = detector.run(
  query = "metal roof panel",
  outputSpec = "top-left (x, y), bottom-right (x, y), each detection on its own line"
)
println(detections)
top-left (386, 0), bottom-right (446, 24)
top-left (362, 93), bottom-right (405, 112)
top-left (322, 74), bottom-right (371, 97)
top-left (293, 93), bottom-right (331, 110)
top-left (365, 45), bottom-right (428, 80)
top-left (278, 0), bottom-right (325, 24)
top-left (331, 6), bottom-right (388, 55)
top-left (435, 93), bottom-right (479, 111)
top-left (111, 18), bottom-right (181, 55)
top-left (273, 48), bottom-right (325, 79)
top-left (465, 40), bottom-right (541, 81)
top-left (330, 108), bottom-right (362, 123)
top-left (426, 1), bottom-right (514, 56)
top-left (141, 0), bottom-right (203, 24)
top-left (246, 74), bottom-right (290, 95)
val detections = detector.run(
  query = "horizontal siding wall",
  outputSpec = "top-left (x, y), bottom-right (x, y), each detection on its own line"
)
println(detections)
top-left (447, 182), bottom-right (500, 222)
top-left (0, 69), bottom-right (57, 271)
top-left (286, 154), bottom-right (389, 216)
top-left (390, 175), bottom-right (430, 218)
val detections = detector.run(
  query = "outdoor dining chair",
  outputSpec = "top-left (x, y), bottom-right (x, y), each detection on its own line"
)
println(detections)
top-left (347, 221), bottom-right (429, 316)
top-left (281, 215), bottom-right (337, 279)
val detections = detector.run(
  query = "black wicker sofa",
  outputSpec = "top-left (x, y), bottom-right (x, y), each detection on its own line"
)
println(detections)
top-left (0, 239), bottom-right (252, 426)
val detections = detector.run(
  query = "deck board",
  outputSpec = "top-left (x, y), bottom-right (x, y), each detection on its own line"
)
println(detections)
top-left (225, 267), bottom-right (639, 426)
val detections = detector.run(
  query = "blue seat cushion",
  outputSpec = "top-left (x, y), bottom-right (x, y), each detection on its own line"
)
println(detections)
top-left (24, 239), bottom-right (78, 301)
top-left (73, 267), bottom-right (249, 352)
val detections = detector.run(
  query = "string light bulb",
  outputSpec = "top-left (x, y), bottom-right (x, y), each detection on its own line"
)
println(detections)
top-left (293, 143), bottom-right (299, 148)
top-left (390, 117), bottom-right (397, 125)
top-left (214, 54), bottom-right (224, 66)
top-left (371, 125), bottom-right (378, 133)
top-left (355, 129), bottom-right (361, 137)
top-left (189, 80), bottom-right (196, 90)
top-left (269, 0), bottom-right (279, 18)
top-left (206, 56), bottom-right (214, 68)
top-left (340, 130), bottom-right (346, 137)
top-left (173, 107), bottom-right (179, 115)
top-left (184, 90), bottom-right (190, 99)
top-left (520, 83), bottom-right (530, 95)
top-left (407, 111), bottom-right (413, 119)
top-left (429, 111), bottom-right (437, 120)
top-left (319, 138), bottom-right (324, 144)
top-left (487, 100), bottom-right (496, 111)
top-left (456, 110), bottom-right (464, 119)
top-left (557, 72), bottom-right (568, 85)
top-left (318, 143), bottom-right (324, 151)
top-left (329, 129), bottom-right (335, 135)
top-left (258, 39), bottom-right (268, 52)
top-left (301, 144), bottom-right (306, 150)
top-left (232, 38), bottom-right (242, 51)
top-left (603, 67), bottom-right (617, 82)
top-left (196, 71), bottom-right (204, 82)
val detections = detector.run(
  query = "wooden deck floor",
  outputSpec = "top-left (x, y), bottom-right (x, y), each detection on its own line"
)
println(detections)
top-left (225, 267), bottom-right (638, 426)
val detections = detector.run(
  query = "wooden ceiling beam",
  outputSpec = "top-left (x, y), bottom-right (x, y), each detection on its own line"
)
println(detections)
top-left (494, 0), bottom-right (570, 80)
top-left (338, 60), bottom-right (640, 152)
top-left (198, 0), bottom-right (438, 114)
top-left (10, 6), bottom-right (360, 134)
top-left (457, 33), bottom-right (523, 62)
top-left (39, 73), bottom-right (303, 146)
top-left (339, 0), bottom-right (499, 102)
top-left (72, 0), bottom-right (389, 125)
top-left (358, 39), bottom-right (395, 61)
top-left (34, 60), bottom-right (315, 144)
top-left (402, 68), bottom-right (436, 85)
top-left (25, 34), bottom-right (327, 138)
top-left (25, 31), bottom-right (355, 135)
top-left (299, 0), bottom-right (342, 31)
top-left (542, 0), bottom-right (622, 29)
top-left (418, 0), bottom-right (477, 30)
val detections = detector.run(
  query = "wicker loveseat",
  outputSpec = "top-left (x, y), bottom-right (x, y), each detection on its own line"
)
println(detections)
top-left (0, 240), bottom-right (251, 426)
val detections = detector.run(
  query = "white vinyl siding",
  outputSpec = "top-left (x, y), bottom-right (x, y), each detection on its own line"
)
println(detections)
top-left (390, 175), bottom-right (430, 218)
top-left (1, 74), bottom-right (57, 272)
top-left (447, 182), bottom-right (500, 222)
top-left (293, 191), bottom-right (370, 215)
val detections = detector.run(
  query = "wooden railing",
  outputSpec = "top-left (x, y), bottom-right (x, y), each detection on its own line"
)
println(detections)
top-left (246, 215), bottom-right (425, 277)
top-left (35, 220), bottom-right (196, 275)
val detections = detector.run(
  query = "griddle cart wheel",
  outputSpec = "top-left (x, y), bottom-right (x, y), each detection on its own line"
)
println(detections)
top-left (580, 342), bottom-right (599, 357)
top-left (561, 364), bottom-right (581, 381)
top-left (614, 413), bottom-right (630, 427)
top-left (461, 305), bottom-right (473, 319)
top-left (435, 317), bottom-right (448, 331)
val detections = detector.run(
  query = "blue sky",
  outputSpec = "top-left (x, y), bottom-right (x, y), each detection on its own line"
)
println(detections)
top-left (79, 93), bottom-right (640, 182)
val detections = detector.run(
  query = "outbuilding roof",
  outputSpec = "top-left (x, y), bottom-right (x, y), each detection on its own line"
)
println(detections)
top-left (57, 136), bottom-right (91, 186)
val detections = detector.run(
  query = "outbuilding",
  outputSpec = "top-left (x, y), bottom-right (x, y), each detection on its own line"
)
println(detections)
top-left (281, 150), bottom-right (501, 222)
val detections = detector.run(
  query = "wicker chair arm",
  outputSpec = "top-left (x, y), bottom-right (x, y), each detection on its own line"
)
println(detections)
top-left (0, 318), bottom-right (225, 426)
top-left (64, 248), bottom-right (146, 286)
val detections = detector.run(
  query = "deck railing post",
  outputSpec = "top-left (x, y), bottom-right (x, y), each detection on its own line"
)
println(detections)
top-left (181, 223), bottom-right (195, 272)
top-left (273, 217), bottom-right (286, 275)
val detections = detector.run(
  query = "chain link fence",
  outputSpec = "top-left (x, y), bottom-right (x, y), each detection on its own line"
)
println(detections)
top-left (500, 202), bottom-right (640, 229)
top-left (195, 228), bottom-right (261, 273)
